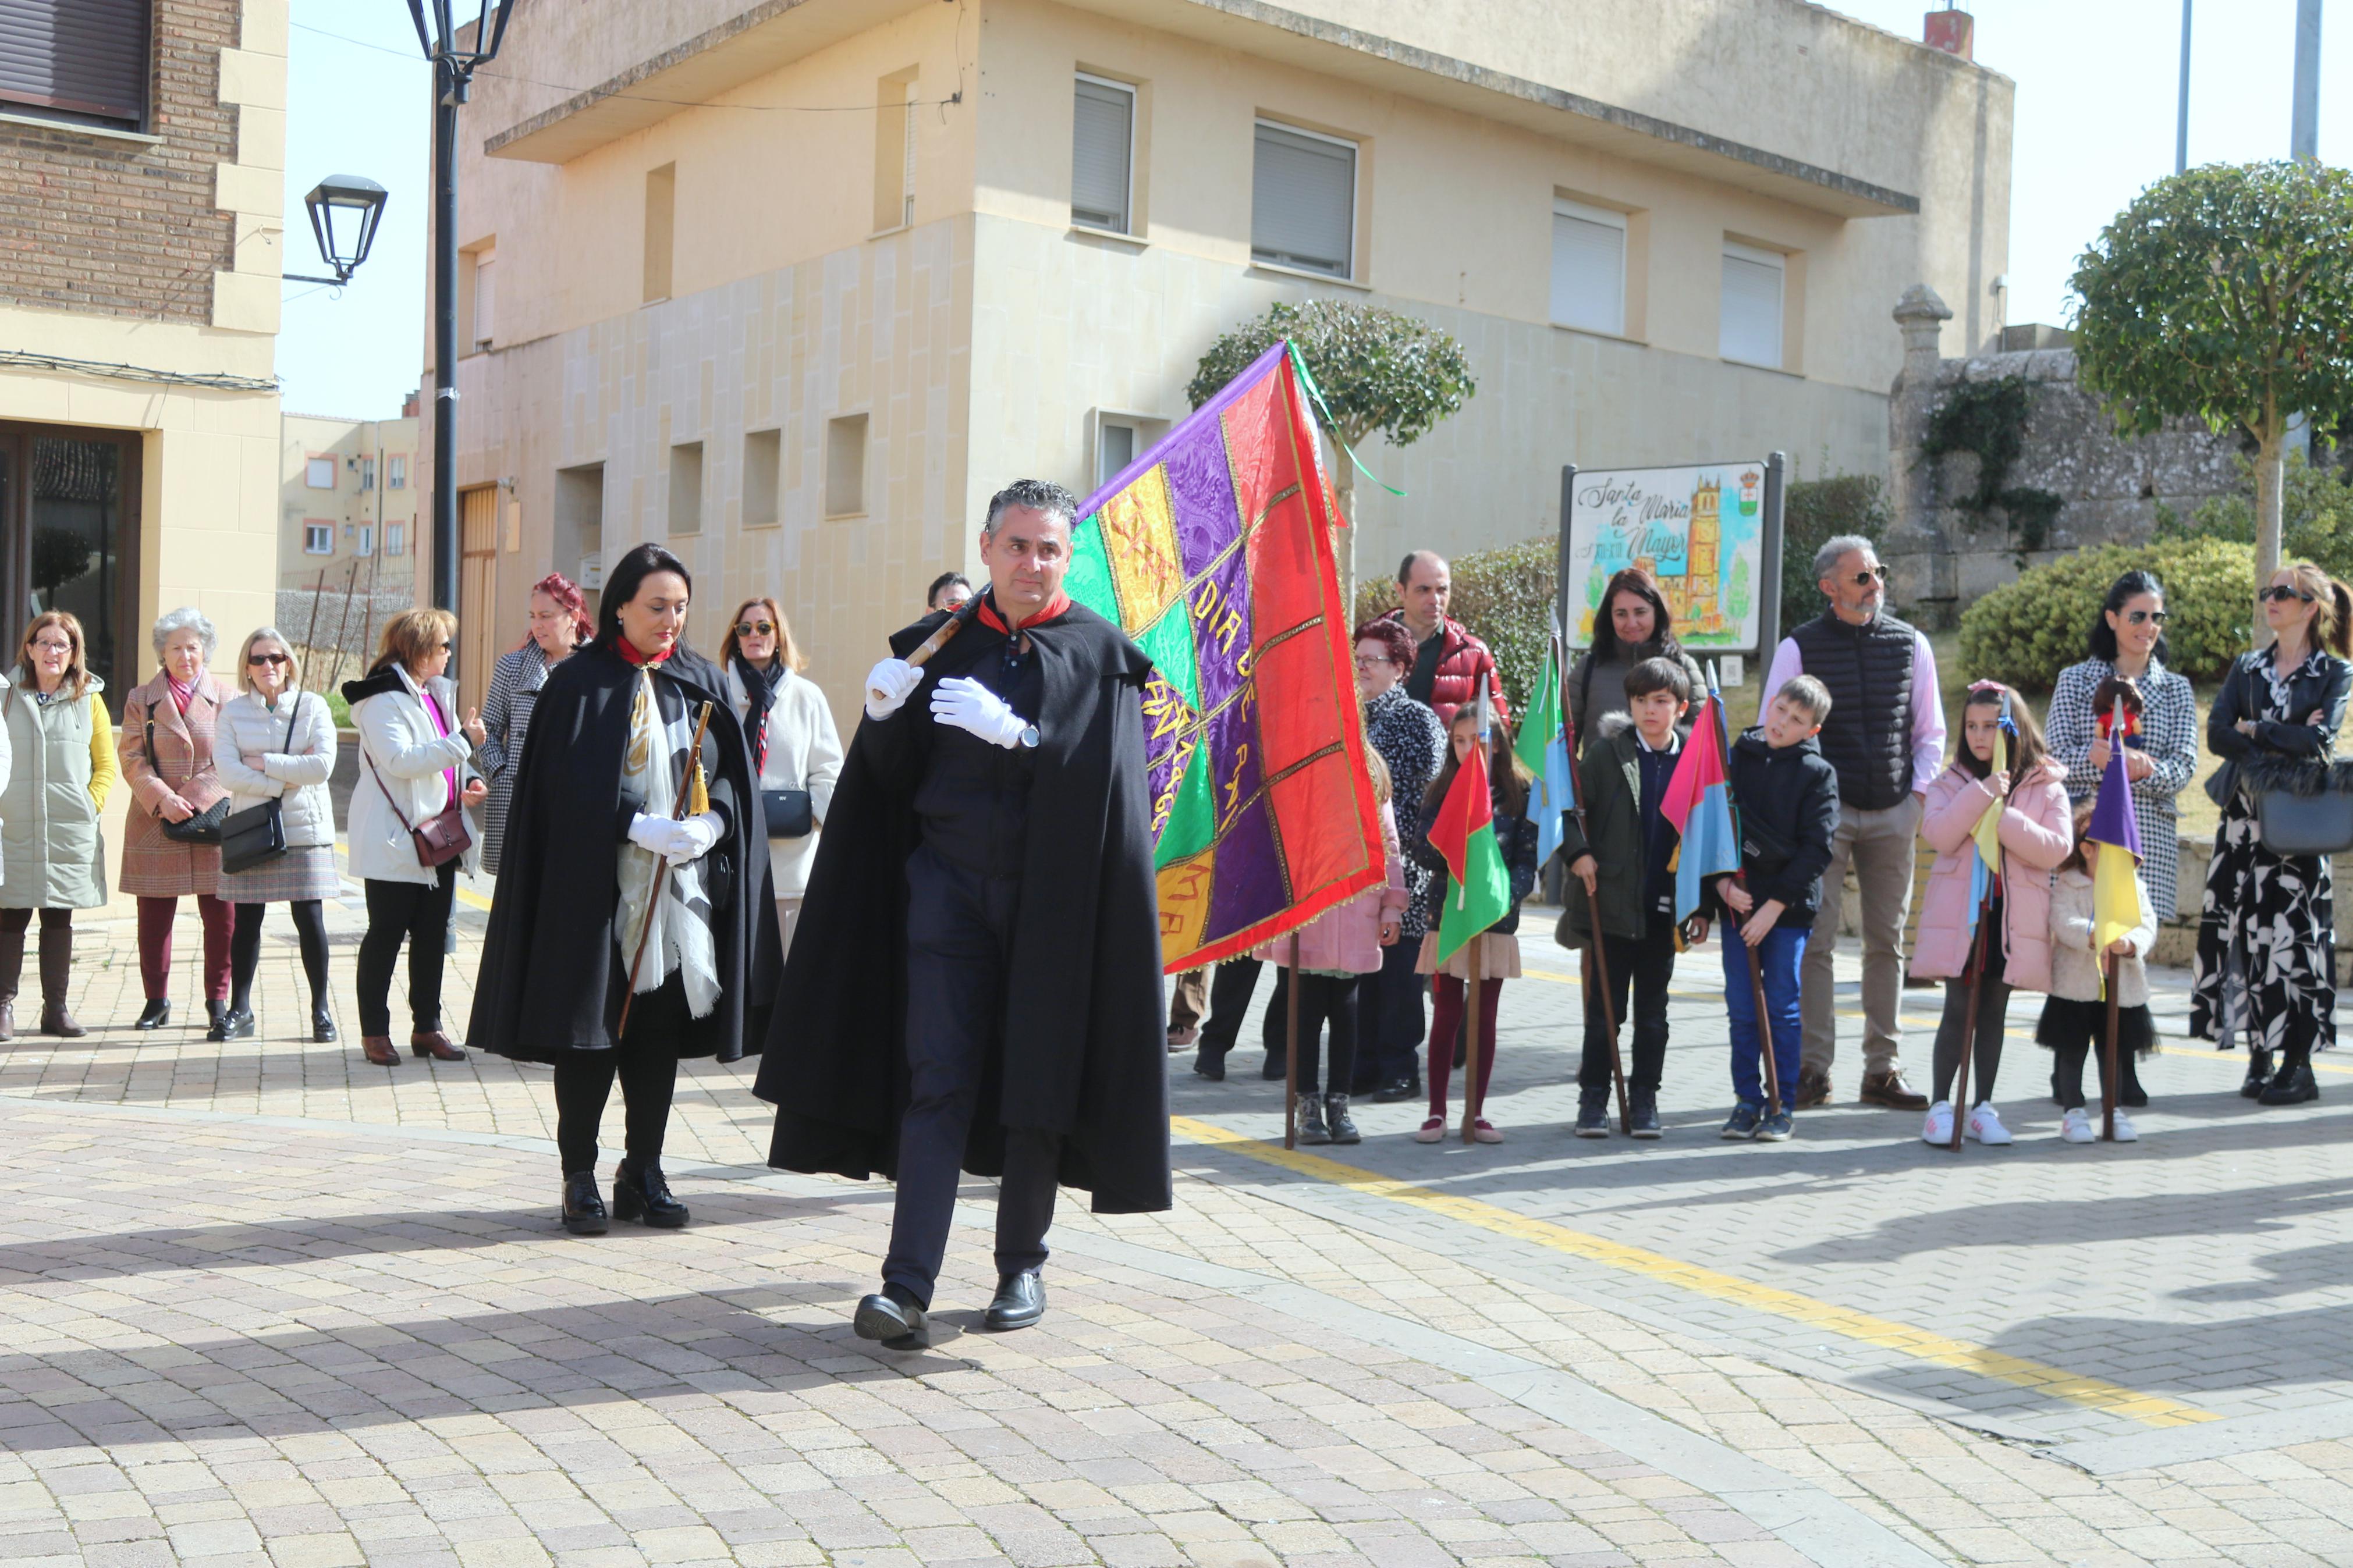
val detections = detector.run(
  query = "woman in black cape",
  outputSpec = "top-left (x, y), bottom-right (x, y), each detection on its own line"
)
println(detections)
top-left (468, 544), bottom-right (777, 1233)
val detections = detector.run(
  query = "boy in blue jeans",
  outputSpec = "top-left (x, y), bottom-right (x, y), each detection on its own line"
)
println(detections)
top-left (1712, 676), bottom-right (1838, 1140)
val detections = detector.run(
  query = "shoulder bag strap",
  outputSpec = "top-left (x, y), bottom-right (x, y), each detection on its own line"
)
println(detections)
top-left (359, 735), bottom-right (420, 836)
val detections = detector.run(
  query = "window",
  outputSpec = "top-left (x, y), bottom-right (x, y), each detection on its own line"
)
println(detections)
top-left (873, 72), bottom-right (918, 231)
top-left (556, 463), bottom-right (606, 612)
top-left (668, 441), bottom-right (703, 535)
top-left (743, 429), bottom-right (780, 528)
top-left (359, 457), bottom-right (375, 491)
top-left (1098, 419), bottom-right (1136, 489)
top-left (1071, 74), bottom-right (1134, 234)
top-left (1720, 242), bottom-right (1785, 368)
top-left (1251, 121), bottom-right (1355, 279)
top-left (386, 521), bottom-right (405, 556)
top-left (643, 165), bottom-right (675, 304)
top-left (826, 414), bottom-right (868, 518)
top-left (356, 525), bottom-right (374, 557)
top-left (0, 0), bottom-right (149, 131)
top-left (305, 456), bottom-right (335, 490)
top-left (1550, 198), bottom-right (1626, 336)
top-left (472, 244), bottom-right (498, 348)
top-left (304, 523), bottom-right (332, 554)
top-left (388, 454), bottom-right (407, 489)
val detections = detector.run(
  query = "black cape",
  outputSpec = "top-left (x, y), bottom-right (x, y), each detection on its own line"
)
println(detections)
top-left (753, 600), bottom-right (1172, 1214)
top-left (467, 638), bottom-right (779, 1064)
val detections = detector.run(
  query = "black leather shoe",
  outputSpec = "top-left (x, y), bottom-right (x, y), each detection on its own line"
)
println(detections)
top-left (2241, 1049), bottom-right (2274, 1100)
top-left (562, 1172), bottom-right (608, 1236)
top-left (854, 1292), bottom-right (931, 1349)
top-left (2260, 1059), bottom-right (2320, 1106)
top-left (612, 1160), bottom-right (689, 1228)
top-left (984, 1269), bottom-right (1046, 1331)
top-left (134, 1000), bottom-right (170, 1030)
top-left (312, 1007), bottom-right (337, 1043)
top-left (207, 1008), bottom-right (255, 1043)
top-left (1260, 1051), bottom-right (1286, 1081)
top-left (1192, 1047), bottom-right (1226, 1082)
top-left (1373, 1076), bottom-right (1419, 1104)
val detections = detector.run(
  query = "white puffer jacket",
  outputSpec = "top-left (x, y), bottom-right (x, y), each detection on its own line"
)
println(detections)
top-left (214, 689), bottom-right (338, 848)
top-left (345, 664), bottom-right (480, 885)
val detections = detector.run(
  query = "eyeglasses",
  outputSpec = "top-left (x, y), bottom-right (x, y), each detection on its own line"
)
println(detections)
top-left (435, 641), bottom-right (453, 652)
top-left (247, 652), bottom-right (289, 667)
top-left (29, 639), bottom-right (72, 654)
top-left (1847, 566), bottom-right (1887, 586)
top-left (735, 621), bottom-right (775, 638)
top-left (2260, 586), bottom-right (2313, 605)
top-left (1353, 654), bottom-right (1393, 669)
top-left (2123, 610), bottom-right (2169, 625)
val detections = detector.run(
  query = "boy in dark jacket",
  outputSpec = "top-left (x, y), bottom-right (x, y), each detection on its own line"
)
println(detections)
top-left (1557, 657), bottom-right (1705, 1138)
top-left (1712, 676), bottom-right (1839, 1141)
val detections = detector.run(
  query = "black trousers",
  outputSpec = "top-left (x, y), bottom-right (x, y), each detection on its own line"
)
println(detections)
top-left (356, 865), bottom-right (456, 1036)
top-left (229, 899), bottom-right (330, 1013)
top-left (1579, 913), bottom-right (1679, 1095)
top-left (1198, 956), bottom-right (1286, 1059)
top-left (1287, 972), bottom-right (1361, 1095)
top-left (1362, 938), bottom-right (1428, 1088)
top-left (552, 967), bottom-right (687, 1174)
top-left (883, 845), bottom-right (1061, 1308)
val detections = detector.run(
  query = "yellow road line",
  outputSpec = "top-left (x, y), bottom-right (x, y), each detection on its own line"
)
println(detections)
top-left (1169, 1113), bottom-right (2220, 1428)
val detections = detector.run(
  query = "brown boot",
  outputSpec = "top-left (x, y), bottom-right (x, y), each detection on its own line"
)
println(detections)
top-left (1859, 1068), bottom-right (1929, 1111)
top-left (37, 920), bottom-right (84, 1038)
top-left (1793, 1066), bottom-right (1831, 1110)
top-left (411, 1030), bottom-right (467, 1062)
top-left (362, 1036), bottom-right (400, 1066)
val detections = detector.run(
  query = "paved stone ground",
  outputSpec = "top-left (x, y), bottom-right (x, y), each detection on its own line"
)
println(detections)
top-left (0, 887), bottom-right (2350, 1565)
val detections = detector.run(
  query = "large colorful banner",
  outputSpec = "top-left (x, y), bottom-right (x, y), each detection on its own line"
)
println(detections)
top-left (1565, 462), bottom-right (1768, 650)
top-left (1065, 342), bottom-right (1386, 973)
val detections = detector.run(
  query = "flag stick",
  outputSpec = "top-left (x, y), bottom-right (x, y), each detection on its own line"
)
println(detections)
top-left (2102, 949), bottom-right (2121, 1143)
top-left (618, 701), bottom-right (716, 1039)
top-left (1947, 912), bottom-right (1987, 1153)
top-left (1463, 937), bottom-right (1485, 1143)
top-left (1559, 639), bottom-right (1630, 1135)
top-left (1284, 933), bottom-right (1302, 1151)
top-left (1706, 663), bottom-right (1780, 1119)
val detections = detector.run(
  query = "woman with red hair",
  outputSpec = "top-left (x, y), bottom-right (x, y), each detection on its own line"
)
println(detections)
top-left (478, 573), bottom-right (591, 876)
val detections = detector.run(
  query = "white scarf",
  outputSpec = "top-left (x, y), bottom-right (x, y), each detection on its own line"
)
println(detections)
top-left (613, 669), bottom-right (721, 1019)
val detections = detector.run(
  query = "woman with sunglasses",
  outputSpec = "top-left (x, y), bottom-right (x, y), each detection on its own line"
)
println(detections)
top-left (478, 574), bottom-right (591, 876)
top-left (0, 612), bottom-right (116, 1039)
top-left (212, 629), bottom-right (340, 1042)
top-left (719, 599), bottom-right (840, 959)
top-left (2191, 562), bottom-right (2353, 1107)
top-left (343, 608), bottom-right (488, 1068)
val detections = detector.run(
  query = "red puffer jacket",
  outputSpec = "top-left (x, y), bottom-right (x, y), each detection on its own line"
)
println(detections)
top-left (1379, 609), bottom-right (1510, 730)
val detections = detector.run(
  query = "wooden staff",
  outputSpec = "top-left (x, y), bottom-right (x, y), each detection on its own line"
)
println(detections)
top-left (906, 593), bottom-right (983, 670)
top-left (1462, 936), bottom-right (1486, 1143)
top-left (2102, 949), bottom-right (2121, 1142)
top-left (617, 701), bottom-right (716, 1039)
top-left (1284, 933), bottom-right (1303, 1150)
top-left (1705, 665), bottom-right (1780, 1119)
top-left (1946, 909), bottom-right (1989, 1153)
top-left (1561, 650), bottom-right (1630, 1135)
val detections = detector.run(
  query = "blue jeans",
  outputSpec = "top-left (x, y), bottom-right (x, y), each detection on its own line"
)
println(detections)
top-left (1723, 922), bottom-right (1807, 1108)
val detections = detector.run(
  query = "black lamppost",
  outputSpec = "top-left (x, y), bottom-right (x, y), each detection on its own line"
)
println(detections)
top-left (285, 175), bottom-right (389, 285)
top-left (406, 0), bottom-right (518, 617)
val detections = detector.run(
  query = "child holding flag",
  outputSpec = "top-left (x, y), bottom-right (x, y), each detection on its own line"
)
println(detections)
top-left (2038, 804), bottom-right (2159, 1142)
top-left (1710, 677), bottom-right (1840, 1141)
top-left (1911, 683), bottom-right (2072, 1146)
top-left (1411, 703), bottom-right (1539, 1144)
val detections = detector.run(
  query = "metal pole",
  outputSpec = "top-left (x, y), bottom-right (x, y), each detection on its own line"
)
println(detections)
top-left (2175, 0), bottom-right (2192, 174)
top-left (1758, 452), bottom-right (1786, 677)
top-left (431, 59), bottom-right (460, 621)
top-left (2292, 0), bottom-right (2322, 163)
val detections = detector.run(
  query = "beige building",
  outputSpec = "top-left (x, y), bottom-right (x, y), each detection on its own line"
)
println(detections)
top-left (0, 0), bottom-right (286, 708)
top-left (432, 0), bottom-right (2012, 720)
top-left (279, 402), bottom-right (421, 602)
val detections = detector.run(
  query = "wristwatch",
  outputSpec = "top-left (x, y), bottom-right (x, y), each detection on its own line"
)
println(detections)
top-left (1017, 723), bottom-right (1040, 749)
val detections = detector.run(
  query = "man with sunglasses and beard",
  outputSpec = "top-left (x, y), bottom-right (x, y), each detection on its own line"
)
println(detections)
top-left (1762, 536), bottom-right (1946, 1112)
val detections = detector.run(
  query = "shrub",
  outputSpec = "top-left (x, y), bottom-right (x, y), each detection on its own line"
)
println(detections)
top-left (1957, 537), bottom-right (2256, 688)
top-left (1779, 474), bottom-right (1887, 637)
top-left (1353, 536), bottom-right (1555, 719)
top-left (2155, 447), bottom-right (2353, 579)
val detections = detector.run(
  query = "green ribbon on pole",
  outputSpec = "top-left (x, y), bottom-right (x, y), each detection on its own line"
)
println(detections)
top-left (1285, 341), bottom-right (1409, 499)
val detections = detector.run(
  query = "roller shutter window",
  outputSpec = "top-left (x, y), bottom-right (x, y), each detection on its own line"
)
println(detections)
top-left (1550, 199), bottom-right (1626, 336)
top-left (1251, 120), bottom-right (1354, 279)
top-left (1720, 241), bottom-right (1786, 369)
top-left (0, 0), bottom-right (150, 129)
top-left (1071, 74), bottom-right (1133, 234)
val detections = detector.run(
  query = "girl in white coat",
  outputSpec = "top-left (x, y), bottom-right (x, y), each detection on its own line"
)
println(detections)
top-left (719, 598), bottom-right (841, 961)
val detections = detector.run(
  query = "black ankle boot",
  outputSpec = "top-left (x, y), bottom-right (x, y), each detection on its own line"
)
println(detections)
top-left (612, 1159), bottom-right (690, 1228)
top-left (1323, 1093), bottom-right (1360, 1145)
top-left (2259, 1054), bottom-right (2320, 1106)
top-left (134, 999), bottom-right (170, 1030)
top-left (562, 1171), bottom-right (608, 1236)
top-left (312, 1005), bottom-right (336, 1043)
top-left (1294, 1092), bottom-right (1329, 1144)
top-left (2241, 1048), bottom-right (2274, 1099)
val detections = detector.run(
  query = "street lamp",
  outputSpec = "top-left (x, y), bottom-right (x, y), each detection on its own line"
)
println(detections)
top-left (406, 0), bottom-right (520, 621)
top-left (285, 175), bottom-right (389, 285)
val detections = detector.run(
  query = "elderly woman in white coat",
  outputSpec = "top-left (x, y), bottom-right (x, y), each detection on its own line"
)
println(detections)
top-left (342, 607), bottom-right (487, 1068)
top-left (719, 598), bottom-right (840, 958)
top-left (213, 627), bottom-right (339, 1044)
top-left (0, 611), bottom-right (113, 1040)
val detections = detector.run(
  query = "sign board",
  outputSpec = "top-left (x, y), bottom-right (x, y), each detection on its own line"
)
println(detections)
top-left (1559, 459), bottom-right (1784, 658)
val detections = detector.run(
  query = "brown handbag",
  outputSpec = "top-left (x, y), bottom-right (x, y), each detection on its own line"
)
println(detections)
top-left (360, 690), bottom-right (473, 868)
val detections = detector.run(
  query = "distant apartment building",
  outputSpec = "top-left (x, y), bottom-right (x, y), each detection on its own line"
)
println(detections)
top-left (280, 400), bottom-right (421, 613)
top-left (0, 0), bottom-right (285, 707)
top-left (429, 0), bottom-right (2013, 720)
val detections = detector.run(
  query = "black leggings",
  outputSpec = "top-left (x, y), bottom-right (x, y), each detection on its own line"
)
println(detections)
top-left (229, 901), bottom-right (329, 1014)
top-left (1289, 972), bottom-right (1360, 1095)
top-left (552, 973), bottom-right (689, 1174)
top-left (356, 866), bottom-right (456, 1036)
top-left (1931, 978), bottom-right (2009, 1107)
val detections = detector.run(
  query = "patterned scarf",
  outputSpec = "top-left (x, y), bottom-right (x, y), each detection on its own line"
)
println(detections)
top-left (165, 674), bottom-right (196, 713)
top-left (613, 669), bottom-right (720, 1020)
top-left (734, 655), bottom-right (784, 774)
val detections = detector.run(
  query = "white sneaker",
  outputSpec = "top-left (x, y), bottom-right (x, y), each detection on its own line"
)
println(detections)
top-left (2060, 1107), bottom-right (2096, 1144)
top-left (1921, 1101), bottom-right (1954, 1144)
top-left (2110, 1109), bottom-right (2138, 1142)
top-left (1965, 1104), bottom-right (2013, 1146)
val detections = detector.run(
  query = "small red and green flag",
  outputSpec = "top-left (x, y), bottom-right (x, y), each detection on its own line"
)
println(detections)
top-left (1428, 714), bottom-right (1510, 964)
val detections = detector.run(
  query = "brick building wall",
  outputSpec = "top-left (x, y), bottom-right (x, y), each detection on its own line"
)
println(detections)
top-left (0, 0), bottom-right (241, 323)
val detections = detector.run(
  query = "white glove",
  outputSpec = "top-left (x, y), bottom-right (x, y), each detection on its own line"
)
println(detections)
top-left (663, 811), bottom-right (722, 866)
top-left (865, 657), bottom-right (921, 720)
top-left (627, 812), bottom-right (672, 854)
top-left (930, 675), bottom-right (1030, 749)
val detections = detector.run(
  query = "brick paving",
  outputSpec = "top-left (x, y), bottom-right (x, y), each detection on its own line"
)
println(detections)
top-left (0, 887), bottom-right (2347, 1563)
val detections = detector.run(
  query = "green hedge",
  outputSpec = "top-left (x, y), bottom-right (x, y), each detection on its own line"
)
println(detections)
top-left (1955, 538), bottom-right (2256, 689)
top-left (1780, 474), bottom-right (1888, 640)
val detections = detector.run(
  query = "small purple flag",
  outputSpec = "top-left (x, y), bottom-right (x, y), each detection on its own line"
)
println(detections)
top-left (2086, 734), bottom-right (2144, 959)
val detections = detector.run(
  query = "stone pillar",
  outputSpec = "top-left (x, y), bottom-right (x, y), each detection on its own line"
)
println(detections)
top-left (1884, 285), bottom-right (1955, 623)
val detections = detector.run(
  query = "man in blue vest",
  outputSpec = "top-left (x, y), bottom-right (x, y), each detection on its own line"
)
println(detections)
top-left (1761, 536), bottom-right (1946, 1112)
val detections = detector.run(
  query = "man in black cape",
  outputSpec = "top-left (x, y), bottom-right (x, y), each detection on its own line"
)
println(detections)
top-left (755, 479), bottom-right (1170, 1349)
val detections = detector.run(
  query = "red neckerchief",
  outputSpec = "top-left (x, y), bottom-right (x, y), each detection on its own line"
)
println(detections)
top-left (615, 637), bottom-right (672, 667)
top-left (975, 589), bottom-right (1070, 637)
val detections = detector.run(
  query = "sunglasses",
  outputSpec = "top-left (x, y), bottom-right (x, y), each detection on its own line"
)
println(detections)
top-left (1844, 566), bottom-right (1887, 586)
top-left (2122, 609), bottom-right (2169, 625)
top-left (247, 652), bottom-right (289, 666)
top-left (735, 620), bottom-right (775, 637)
top-left (2260, 586), bottom-right (2314, 605)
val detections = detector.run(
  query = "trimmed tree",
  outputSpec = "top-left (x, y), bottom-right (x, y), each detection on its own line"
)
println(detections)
top-left (1188, 299), bottom-right (1475, 598)
top-left (2069, 160), bottom-right (2353, 613)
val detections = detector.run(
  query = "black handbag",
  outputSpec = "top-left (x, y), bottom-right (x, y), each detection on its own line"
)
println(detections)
top-left (145, 707), bottom-right (229, 845)
top-left (2242, 663), bottom-right (2353, 856)
top-left (762, 787), bottom-right (813, 838)
top-left (219, 699), bottom-right (304, 876)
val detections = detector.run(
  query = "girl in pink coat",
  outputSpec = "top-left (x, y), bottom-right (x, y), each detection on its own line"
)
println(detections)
top-left (1250, 748), bottom-right (1408, 1146)
top-left (1911, 682), bottom-right (2074, 1146)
